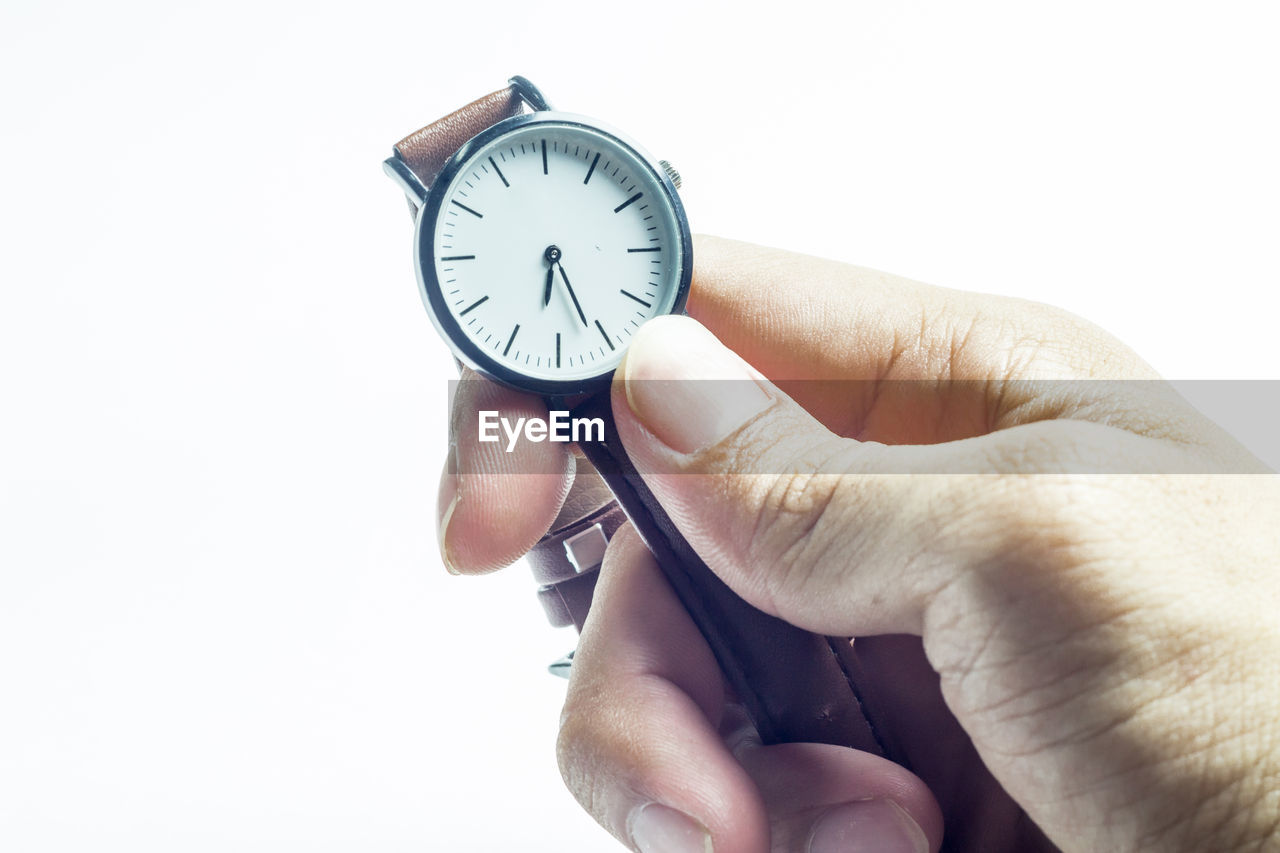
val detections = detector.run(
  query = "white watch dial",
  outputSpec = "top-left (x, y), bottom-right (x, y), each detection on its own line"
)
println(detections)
top-left (426, 119), bottom-right (686, 385)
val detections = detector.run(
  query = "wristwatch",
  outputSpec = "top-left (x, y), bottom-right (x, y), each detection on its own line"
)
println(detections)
top-left (383, 76), bottom-right (899, 758)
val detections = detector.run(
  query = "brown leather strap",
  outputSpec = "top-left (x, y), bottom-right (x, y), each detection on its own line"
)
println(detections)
top-left (394, 87), bottom-right (524, 189)
top-left (529, 501), bottom-right (628, 631)
top-left (537, 571), bottom-right (598, 630)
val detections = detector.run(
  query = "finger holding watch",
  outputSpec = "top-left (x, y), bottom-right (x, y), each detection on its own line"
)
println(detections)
top-left (441, 239), bottom-right (1280, 851)
top-left (604, 314), bottom-right (1280, 851)
top-left (560, 523), bottom-right (943, 853)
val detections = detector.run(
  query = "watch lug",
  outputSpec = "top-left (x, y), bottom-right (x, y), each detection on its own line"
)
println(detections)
top-left (382, 152), bottom-right (428, 209)
top-left (508, 75), bottom-right (553, 111)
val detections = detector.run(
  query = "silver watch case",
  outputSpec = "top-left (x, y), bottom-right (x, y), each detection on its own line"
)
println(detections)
top-left (407, 111), bottom-right (693, 397)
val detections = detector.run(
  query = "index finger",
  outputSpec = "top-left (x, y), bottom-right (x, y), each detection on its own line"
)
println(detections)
top-left (686, 235), bottom-right (1161, 441)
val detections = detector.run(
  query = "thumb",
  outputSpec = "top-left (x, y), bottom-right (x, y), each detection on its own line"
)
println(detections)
top-left (611, 315), bottom-right (1035, 638)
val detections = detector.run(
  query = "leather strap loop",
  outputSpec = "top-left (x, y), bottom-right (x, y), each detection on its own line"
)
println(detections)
top-left (527, 500), bottom-right (628, 585)
top-left (537, 570), bottom-right (601, 631)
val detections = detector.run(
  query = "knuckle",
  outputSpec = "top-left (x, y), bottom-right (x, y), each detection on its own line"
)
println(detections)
top-left (556, 668), bottom-right (617, 772)
top-left (555, 689), bottom-right (615, 821)
top-left (556, 683), bottom-right (659, 841)
top-left (956, 474), bottom-right (1135, 594)
top-left (979, 474), bottom-right (1082, 548)
top-left (740, 444), bottom-right (857, 606)
top-left (999, 301), bottom-right (1151, 380)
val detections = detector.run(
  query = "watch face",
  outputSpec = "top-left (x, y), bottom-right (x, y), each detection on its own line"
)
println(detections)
top-left (415, 113), bottom-right (692, 395)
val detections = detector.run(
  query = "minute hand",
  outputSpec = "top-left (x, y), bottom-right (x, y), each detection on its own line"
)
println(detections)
top-left (558, 264), bottom-right (589, 327)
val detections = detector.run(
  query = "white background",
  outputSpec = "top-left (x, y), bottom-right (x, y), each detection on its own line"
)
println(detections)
top-left (2, 1), bottom-right (1277, 851)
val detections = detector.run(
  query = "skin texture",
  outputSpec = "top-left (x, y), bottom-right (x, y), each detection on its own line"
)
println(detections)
top-left (438, 235), bottom-right (1280, 852)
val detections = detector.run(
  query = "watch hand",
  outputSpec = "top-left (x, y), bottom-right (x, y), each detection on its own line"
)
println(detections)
top-left (542, 244), bottom-right (562, 308)
top-left (558, 263), bottom-right (589, 327)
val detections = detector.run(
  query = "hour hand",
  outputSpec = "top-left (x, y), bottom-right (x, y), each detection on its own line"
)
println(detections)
top-left (542, 244), bottom-right (562, 308)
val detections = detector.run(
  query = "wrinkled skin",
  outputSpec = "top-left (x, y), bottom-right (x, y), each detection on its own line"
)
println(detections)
top-left (437, 236), bottom-right (1280, 852)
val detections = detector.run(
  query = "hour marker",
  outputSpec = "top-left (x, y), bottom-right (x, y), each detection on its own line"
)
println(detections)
top-left (459, 296), bottom-right (489, 316)
top-left (627, 247), bottom-right (661, 253)
top-left (595, 320), bottom-right (616, 351)
top-left (555, 332), bottom-right (561, 368)
top-left (541, 139), bottom-right (548, 174)
top-left (614, 192), bottom-right (643, 213)
top-left (620, 289), bottom-right (652, 308)
top-left (451, 200), bottom-right (483, 218)
top-left (584, 152), bottom-right (600, 185)
top-left (489, 156), bottom-right (509, 187)
top-left (503, 324), bottom-right (520, 357)
top-left (440, 255), bottom-right (475, 261)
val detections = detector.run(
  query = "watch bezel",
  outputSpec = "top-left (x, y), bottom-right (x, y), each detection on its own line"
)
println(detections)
top-left (413, 111), bottom-right (693, 397)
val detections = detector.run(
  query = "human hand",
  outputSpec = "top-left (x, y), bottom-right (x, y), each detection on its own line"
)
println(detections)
top-left (438, 236), bottom-right (1280, 851)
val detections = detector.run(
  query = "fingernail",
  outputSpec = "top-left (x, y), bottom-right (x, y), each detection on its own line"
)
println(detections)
top-left (437, 445), bottom-right (460, 575)
top-left (808, 800), bottom-right (928, 853)
top-left (629, 803), bottom-right (713, 853)
top-left (622, 316), bottom-right (771, 454)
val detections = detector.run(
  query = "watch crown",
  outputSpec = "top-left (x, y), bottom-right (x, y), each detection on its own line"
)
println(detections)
top-left (658, 159), bottom-right (682, 190)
